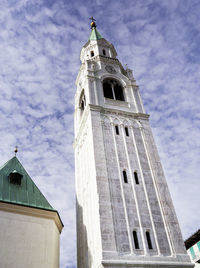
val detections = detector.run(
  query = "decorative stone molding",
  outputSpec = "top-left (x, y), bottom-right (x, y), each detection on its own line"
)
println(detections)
top-left (88, 104), bottom-right (150, 121)
top-left (105, 64), bottom-right (117, 74)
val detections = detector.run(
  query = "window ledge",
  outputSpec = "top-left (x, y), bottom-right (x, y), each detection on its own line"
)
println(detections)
top-left (104, 97), bottom-right (129, 107)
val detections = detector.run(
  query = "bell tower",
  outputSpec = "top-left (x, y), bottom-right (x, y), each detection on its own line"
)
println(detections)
top-left (74, 20), bottom-right (193, 268)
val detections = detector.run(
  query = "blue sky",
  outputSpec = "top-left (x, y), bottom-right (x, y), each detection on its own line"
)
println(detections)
top-left (0, 0), bottom-right (200, 267)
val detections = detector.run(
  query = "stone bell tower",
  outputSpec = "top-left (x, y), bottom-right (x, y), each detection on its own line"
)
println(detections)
top-left (74, 20), bottom-right (193, 268)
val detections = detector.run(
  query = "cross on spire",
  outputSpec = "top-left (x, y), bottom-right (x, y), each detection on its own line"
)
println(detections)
top-left (89, 16), bottom-right (96, 22)
top-left (89, 16), bottom-right (97, 28)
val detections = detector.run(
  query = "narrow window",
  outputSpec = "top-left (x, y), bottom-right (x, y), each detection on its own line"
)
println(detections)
top-left (81, 99), bottom-right (85, 110)
top-left (102, 49), bottom-right (106, 55)
top-left (133, 231), bottom-right (139, 249)
top-left (123, 170), bottom-right (128, 183)
top-left (91, 51), bottom-right (94, 57)
top-left (115, 125), bottom-right (119, 135)
top-left (79, 91), bottom-right (86, 112)
top-left (125, 127), bottom-right (129, 136)
top-left (146, 231), bottom-right (153, 249)
top-left (134, 171), bottom-right (139, 184)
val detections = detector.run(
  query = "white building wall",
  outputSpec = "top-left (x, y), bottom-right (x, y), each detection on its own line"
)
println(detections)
top-left (75, 111), bottom-right (103, 268)
top-left (0, 209), bottom-right (60, 268)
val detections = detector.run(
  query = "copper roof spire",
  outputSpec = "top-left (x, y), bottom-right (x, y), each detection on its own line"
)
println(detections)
top-left (89, 17), bottom-right (103, 40)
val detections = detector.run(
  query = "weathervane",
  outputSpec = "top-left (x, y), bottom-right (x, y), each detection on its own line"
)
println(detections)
top-left (14, 146), bottom-right (18, 156)
top-left (89, 16), bottom-right (96, 28)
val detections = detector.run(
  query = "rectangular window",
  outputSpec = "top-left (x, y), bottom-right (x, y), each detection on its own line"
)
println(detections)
top-left (134, 171), bottom-right (139, 184)
top-left (133, 231), bottom-right (139, 249)
top-left (115, 125), bottom-right (119, 135)
top-left (125, 127), bottom-right (129, 136)
top-left (123, 170), bottom-right (128, 183)
top-left (146, 231), bottom-right (153, 249)
top-left (189, 247), bottom-right (196, 260)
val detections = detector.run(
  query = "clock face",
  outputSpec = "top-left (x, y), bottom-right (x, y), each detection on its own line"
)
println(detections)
top-left (105, 65), bottom-right (117, 74)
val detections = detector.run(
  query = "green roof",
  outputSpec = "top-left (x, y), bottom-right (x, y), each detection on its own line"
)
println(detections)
top-left (0, 156), bottom-right (54, 211)
top-left (89, 27), bottom-right (103, 40)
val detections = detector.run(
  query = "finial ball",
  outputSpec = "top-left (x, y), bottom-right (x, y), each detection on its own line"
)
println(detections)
top-left (91, 21), bottom-right (96, 28)
top-left (14, 146), bottom-right (18, 156)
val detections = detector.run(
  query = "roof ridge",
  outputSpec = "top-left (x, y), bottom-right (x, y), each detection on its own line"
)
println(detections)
top-left (0, 156), bottom-right (16, 171)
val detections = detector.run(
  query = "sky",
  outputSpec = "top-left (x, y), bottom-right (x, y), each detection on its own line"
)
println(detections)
top-left (0, 0), bottom-right (200, 267)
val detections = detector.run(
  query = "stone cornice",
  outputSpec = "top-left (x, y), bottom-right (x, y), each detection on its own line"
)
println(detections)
top-left (89, 104), bottom-right (150, 120)
top-left (99, 55), bottom-right (119, 63)
top-left (0, 201), bottom-right (64, 233)
top-left (101, 260), bottom-right (194, 267)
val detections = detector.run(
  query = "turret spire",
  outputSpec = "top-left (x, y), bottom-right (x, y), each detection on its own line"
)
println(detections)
top-left (89, 17), bottom-right (103, 40)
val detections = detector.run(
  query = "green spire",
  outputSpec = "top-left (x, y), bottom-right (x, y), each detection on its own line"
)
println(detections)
top-left (88, 17), bottom-right (103, 40)
top-left (0, 156), bottom-right (54, 211)
top-left (89, 27), bottom-right (103, 40)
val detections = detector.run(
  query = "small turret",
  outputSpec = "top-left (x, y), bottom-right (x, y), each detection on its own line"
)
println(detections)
top-left (80, 18), bottom-right (117, 62)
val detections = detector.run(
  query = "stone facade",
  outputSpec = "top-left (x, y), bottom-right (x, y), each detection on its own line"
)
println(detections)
top-left (74, 28), bottom-right (193, 268)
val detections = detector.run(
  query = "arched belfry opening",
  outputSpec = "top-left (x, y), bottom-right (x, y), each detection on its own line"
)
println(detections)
top-left (103, 78), bottom-right (125, 101)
